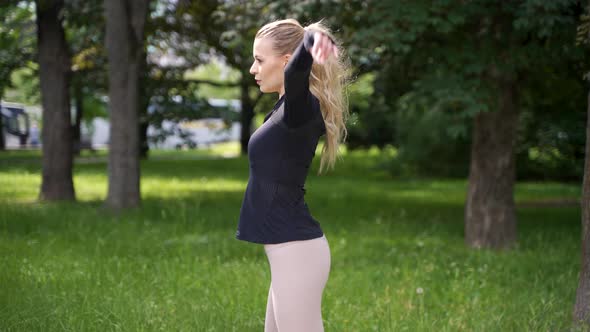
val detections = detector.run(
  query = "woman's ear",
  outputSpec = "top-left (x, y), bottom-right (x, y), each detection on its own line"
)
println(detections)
top-left (283, 54), bottom-right (291, 66)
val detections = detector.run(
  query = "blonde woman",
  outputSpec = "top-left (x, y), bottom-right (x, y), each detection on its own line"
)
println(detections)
top-left (235, 18), bottom-right (349, 332)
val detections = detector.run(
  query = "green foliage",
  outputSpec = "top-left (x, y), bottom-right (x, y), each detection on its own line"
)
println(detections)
top-left (515, 61), bottom-right (587, 181)
top-left (391, 95), bottom-right (472, 178)
top-left (327, 0), bottom-right (587, 180)
top-left (0, 1), bottom-right (35, 99)
top-left (345, 73), bottom-right (399, 149)
top-left (5, 65), bottom-right (39, 105)
top-left (184, 61), bottom-right (240, 100)
top-left (577, 4), bottom-right (590, 45)
top-left (576, 2), bottom-right (590, 79)
top-left (81, 94), bottom-right (107, 120)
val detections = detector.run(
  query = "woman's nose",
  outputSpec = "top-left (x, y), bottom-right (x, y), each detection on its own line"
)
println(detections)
top-left (249, 62), bottom-right (256, 75)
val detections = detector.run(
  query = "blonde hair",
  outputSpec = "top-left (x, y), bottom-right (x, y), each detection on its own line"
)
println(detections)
top-left (255, 19), bottom-right (351, 174)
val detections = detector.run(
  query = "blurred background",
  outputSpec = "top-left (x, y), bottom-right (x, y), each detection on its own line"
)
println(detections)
top-left (1, 1), bottom-right (590, 331)
top-left (2, 0), bottom-right (587, 181)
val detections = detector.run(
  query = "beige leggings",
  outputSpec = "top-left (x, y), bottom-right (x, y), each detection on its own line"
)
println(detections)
top-left (263, 235), bottom-right (331, 332)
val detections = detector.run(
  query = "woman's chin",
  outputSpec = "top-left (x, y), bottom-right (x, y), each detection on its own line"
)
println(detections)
top-left (258, 85), bottom-right (276, 94)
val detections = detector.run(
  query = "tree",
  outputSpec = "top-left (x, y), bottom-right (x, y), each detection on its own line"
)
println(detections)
top-left (339, 0), bottom-right (583, 249)
top-left (573, 1), bottom-right (590, 325)
top-left (104, 0), bottom-right (151, 209)
top-left (2, 0), bottom-right (107, 158)
top-left (463, 1), bottom-right (582, 249)
top-left (63, 0), bottom-right (108, 155)
top-left (36, 0), bottom-right (75, 201)
top-left (465, 71), bottom-right (519, 249)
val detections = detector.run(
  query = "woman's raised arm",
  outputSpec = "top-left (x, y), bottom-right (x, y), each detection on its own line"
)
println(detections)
top-left (283, 30), bottom-right (338, 128)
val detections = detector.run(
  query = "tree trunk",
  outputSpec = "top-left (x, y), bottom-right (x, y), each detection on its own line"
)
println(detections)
top-left (104, 0), bottom-right (150, 209)
top-left (139, 49), bottom-right (149, 159)
top-left (36, 0), bottom-right (75, 201)
top-left (0, 102), bottom-right (5, 151)
top-left (139, 120), bottom-right (149, 158)
top-left (72, 82), bottom-right (83, 156)
top-left (239, 80), bottom-right (254, 155)
top-left (465, 78), bottom-right (518, 249)
top-left (573, 73), bottom-right (590, 325)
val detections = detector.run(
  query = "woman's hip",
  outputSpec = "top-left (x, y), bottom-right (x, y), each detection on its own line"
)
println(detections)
top-left (263, 234), bottom-right (329, 255)
top-left (264, 235), bottom-right (331, 280)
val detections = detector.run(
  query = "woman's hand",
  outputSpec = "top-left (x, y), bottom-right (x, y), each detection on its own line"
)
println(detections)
top-left (310, 32), bottom-right (338, 64)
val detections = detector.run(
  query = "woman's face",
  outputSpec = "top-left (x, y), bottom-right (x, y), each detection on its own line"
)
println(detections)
top-left (249, 37), bottom-right (288, 95)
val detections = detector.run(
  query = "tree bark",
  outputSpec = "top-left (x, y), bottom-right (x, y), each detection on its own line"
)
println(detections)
top-left (465, 77), bottom-right (518, 249)
top-left (0, 99), bottom-right (5, 151)
top-left (104, 0), bottom-right (150, 209)
top-left (573, 72), bottom-right (590, 325)
top-left (36, 0), bottom-right (75, 201)
top-left (139, 49), bottom-right (149, 159)
top-left (239, 79), bottom-right (254, 155)
top-left (139, 119), bottom-right (149, 158)
top-left (72, 82), bottom-right (83, 156)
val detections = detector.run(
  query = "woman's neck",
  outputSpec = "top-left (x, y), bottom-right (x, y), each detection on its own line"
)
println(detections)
top-left (279, 86), bottom-right (285, 99)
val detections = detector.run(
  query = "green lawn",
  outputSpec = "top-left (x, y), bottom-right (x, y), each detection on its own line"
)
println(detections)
top-left (0, 144), bottom-right (583, 331)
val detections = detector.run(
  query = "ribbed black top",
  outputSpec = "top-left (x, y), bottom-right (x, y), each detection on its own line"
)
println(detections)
top-left (235, 30), bottom-right (326, 244)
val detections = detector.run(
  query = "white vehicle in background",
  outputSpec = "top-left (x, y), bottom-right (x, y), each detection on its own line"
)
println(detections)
top-left (0, 98), bottom-right (242, 151)
top-left (147, 98), bottom-right (241, 150)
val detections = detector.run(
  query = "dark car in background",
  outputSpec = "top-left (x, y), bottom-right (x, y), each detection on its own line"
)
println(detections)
top-left (1, 102), bottom-right (30, 148)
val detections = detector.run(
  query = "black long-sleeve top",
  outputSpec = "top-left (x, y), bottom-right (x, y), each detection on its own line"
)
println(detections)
top-left (235, 30), bottom-right (326, 244)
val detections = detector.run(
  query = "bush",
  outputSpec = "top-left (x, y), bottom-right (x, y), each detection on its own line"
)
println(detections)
top-left (389, 106), bottom-right (471, 178)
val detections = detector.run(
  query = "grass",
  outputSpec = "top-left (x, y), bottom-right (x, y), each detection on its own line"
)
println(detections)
top-left (0, 143), bottom-right (583, 331)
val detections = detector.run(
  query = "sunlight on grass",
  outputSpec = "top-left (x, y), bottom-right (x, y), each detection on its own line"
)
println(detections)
top-left (150, 142), bottom-right (240, 159)
top-left (0, 171), bottom-right (40, 202)
top-left (142, 176), bottom-right (245, 199)
top-left (73, 173), bottom-right (108, 201)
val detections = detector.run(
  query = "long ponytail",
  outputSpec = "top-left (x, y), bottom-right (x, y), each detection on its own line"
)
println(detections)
top-left (304, 20), bottom-right (350, 174)
top-left (255, 19), bottom-right (351, 174)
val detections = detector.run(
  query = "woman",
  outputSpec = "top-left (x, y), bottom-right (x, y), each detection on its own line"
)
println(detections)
top-left (235, 18), bottom-right (349, 332)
